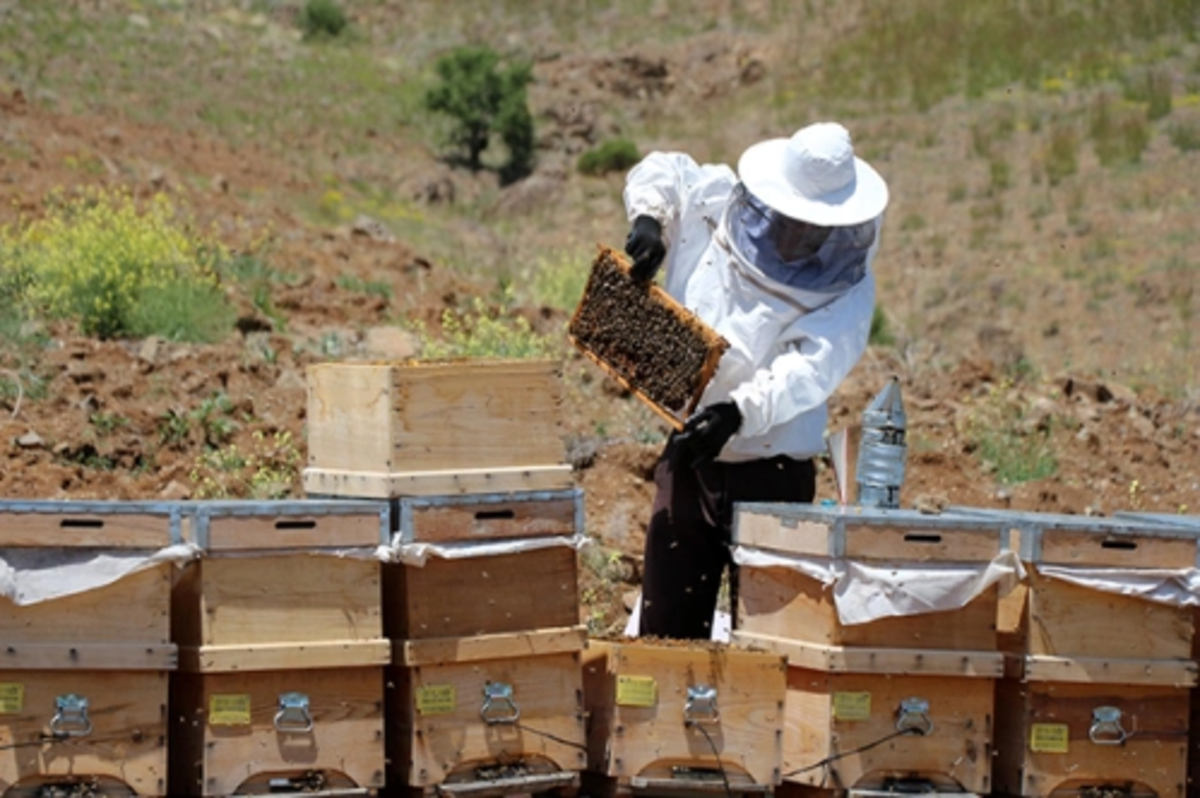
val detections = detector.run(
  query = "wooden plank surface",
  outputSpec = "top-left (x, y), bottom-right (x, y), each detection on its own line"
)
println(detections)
top-left (0, 642), bottom-right (176, 671)
top-left (180, 639), bottom-right (391, 673)
top-left (782, 668), bottom-right (993, 794)
top-left (170, 668), bottom-right (385, 796)
top-left (305, 363), bottom-right (395, 474)
top-left (585, 641), bottom-right (786, 788)
top-left (1038, 526), bottom-right (1198, 568)
top-left (734, 511), bottom-right (833, 557)
top-left (992, 679), bottom-right (1188, 798)
top-left (0, 671), bottom-right (168, 795)
top-left (0, 511), bottom-right (174, 547)
top-left (736, 561), bottom-right (998, 651)
top-left (1022, 654), bottom-right (1197, 686)
top-left (178, 556), bottom-right (382, 648)
top-left (397, 626), bottom-right (587, 667)
top-left (732, 632), bottom-right (1003, 677)
top-left (390, 651), bottom-right (586, 787)
top-left (401, 495), bottom-right (578, 543)
top-left (198, 510), bottom-right (384, 550)
top-left (302, 464), bottom-right (574, 498)
top-left (0, 566), bottom-right (171, 646)
top-left (843, 525), bottom-right (1003, 562)
top-left (384, 546), bottom-right (579, 640)
top-left (1026, 570), bottom-right (1192, 661)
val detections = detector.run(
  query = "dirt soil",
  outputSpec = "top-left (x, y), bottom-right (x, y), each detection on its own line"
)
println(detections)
top-left (1, 36), bottom-right (1199, 636)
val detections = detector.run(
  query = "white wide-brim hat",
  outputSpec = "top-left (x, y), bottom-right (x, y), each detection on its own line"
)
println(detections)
top-left (738, 122), bottom-right (889, 227)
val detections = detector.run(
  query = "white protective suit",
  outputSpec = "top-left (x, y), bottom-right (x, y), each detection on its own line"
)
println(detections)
top-left (623, 151), bottom-right (881, 463)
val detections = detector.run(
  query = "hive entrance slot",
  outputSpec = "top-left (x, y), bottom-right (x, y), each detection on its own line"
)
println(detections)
top-left (903, 533), bottom-right (942, 544)
top-left (1100, 538), bottom-right (1138, 550)
top-left (475, 510), bottom-right (516, 521)
top-left (60, 518), bottom-right (104, 528)
top-left (275, 520), bottom-right (318, 530)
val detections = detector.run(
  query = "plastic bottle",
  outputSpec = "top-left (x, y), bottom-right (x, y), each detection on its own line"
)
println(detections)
top-left (856, 377), bottom-right (906, 509)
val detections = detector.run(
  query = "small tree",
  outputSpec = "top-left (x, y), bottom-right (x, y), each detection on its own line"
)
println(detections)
top-left (423, 46), bottom-right (535, 178)
top-left (300, 0), bottom-right (348, 40)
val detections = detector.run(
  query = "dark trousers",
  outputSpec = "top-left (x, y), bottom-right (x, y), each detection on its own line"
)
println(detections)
top-left (638, 435), bottom-right (816, 639)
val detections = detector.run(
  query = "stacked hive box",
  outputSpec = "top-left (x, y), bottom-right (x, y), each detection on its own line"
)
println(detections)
top-left (303, 359), bottom-right (588, 796)
top-left (1116, 511), bottom-right (1200, 797)
top-left (582, 640), bottom-right (787, 797)
top-left (731, 503), bottom-right (1013, 797)
top-left (169, 499), bottom-right (391, 796)
top-left (0, 500), bottom-right (183, 796)
top-left (964, 508), bottom-right (1196, 798)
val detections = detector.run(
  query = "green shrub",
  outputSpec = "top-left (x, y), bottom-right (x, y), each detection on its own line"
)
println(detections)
top-left (1090, 94), bottom-right (1150, 166)
top-left (962, 381), bottom-right (1058, 485)
top-left (1043, 121), bottom-right (1079, 185)
top-left (423, 46), bottom-right (535, 177)
top-left (300, 0), bottom-right (348, 40)
top-left (577, 139), bottom-right (641, 176)
top-left (1168, 120), bottom-right (1200, 152)
top-left (0, 187), bottom-right (234, 341)
top-left (869, 305), bottom-right (895, 347)
top-left (414, 296), bottom-right (558, 360)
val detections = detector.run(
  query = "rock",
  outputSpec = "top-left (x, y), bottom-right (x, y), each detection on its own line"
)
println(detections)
top-left (351, 214), bottom-right (396, 243)
top-left (274, 368), bottom-right (306, 391)
top-left (362, 326), bottom-right (417, 359)
top-left (16, 430), bottom-right (43, 449)
top-left (159, 480), bottom-right (191, 500)
top-left (138, 337), bottom-right (162, 366)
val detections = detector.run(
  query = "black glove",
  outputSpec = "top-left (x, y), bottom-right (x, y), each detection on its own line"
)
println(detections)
top-left (676, 402), bottom-right (742, 468)
top-left (624, 215), bottom-right (666, 282)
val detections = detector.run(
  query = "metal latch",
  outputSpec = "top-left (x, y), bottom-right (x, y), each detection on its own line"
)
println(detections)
top-left (50, 693), bottom-right (92, 737)
top-left (896, 697), bottom-right (933, 736)
top-left (480, 682), bottom-right (520, 724)
top-left (1089, 706), bottom-right (1128, 745)
top-left (274, 692), bottom-right (313, 733)
top-left (684, 684), bottom-right (720, 725)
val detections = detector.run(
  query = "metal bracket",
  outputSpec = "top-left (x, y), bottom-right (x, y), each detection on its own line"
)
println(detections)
top-left (896, 697), bottom-right (933, 736)
top-left (1089, 705), bottom-right (1128, 745)
top-left (50, 693), bottom-right (92, 737)
top-left (684, 684), bottom-right (720, 725)
top-left (480, 682), bottom-right (520, 725)
top-left (274, 692), bottom-right (314, 733)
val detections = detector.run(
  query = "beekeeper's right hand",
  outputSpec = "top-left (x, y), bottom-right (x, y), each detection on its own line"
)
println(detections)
top-left (625, 215), bottom-right (665, 282)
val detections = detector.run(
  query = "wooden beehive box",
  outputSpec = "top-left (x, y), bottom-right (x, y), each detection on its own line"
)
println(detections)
top-left (568, 246), bottom-right (729, 430)
top-left (1117, 512), bottom-right (1200, 798)
top-left (303, 358), bottom-right (572, 498)
top-left (387, 643), bottom-right (587, 793)
top-left (393, 488), bottom-right (583, 545)
top-left (383, 487), bottom-right (588, 794)
top-left (582, 640), bottom-right (787, 796)
top-left (782, 668), bottom-right (994, 795)
top-left (169, 499), bottom-right (391, 797)
top-left (731, 504), bottom-right (1010, 795)
top-left (952, 508), bottom-right (1197, 798)
top-left (992, 678), bottom-right (1188, 798)
top-left (0, 500), bottom-right (182, 797)
top-left (732, 503), bottom-right (1009, 668)
top-left (958, 508), bottom-right (1198, 669)
top-left (384, 488), bottom-right (584, 641)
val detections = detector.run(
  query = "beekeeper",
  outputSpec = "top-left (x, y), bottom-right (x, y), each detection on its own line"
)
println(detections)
top-left (622, 121), bottom-right (889, 639)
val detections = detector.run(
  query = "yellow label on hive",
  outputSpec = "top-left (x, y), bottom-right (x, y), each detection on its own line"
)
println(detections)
top-left (209, 694), bottom-right (252, 726)
top-left (1030, 723), bottom-right (1070, 753)
top-left (831, 691), bottom-right (872, 721)
top-left (616, 675), bottom-right (657, 707)
top-left (0, 683), bottom-right (24, 714)
top-left (416, 684), bottom-right (457, 715)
